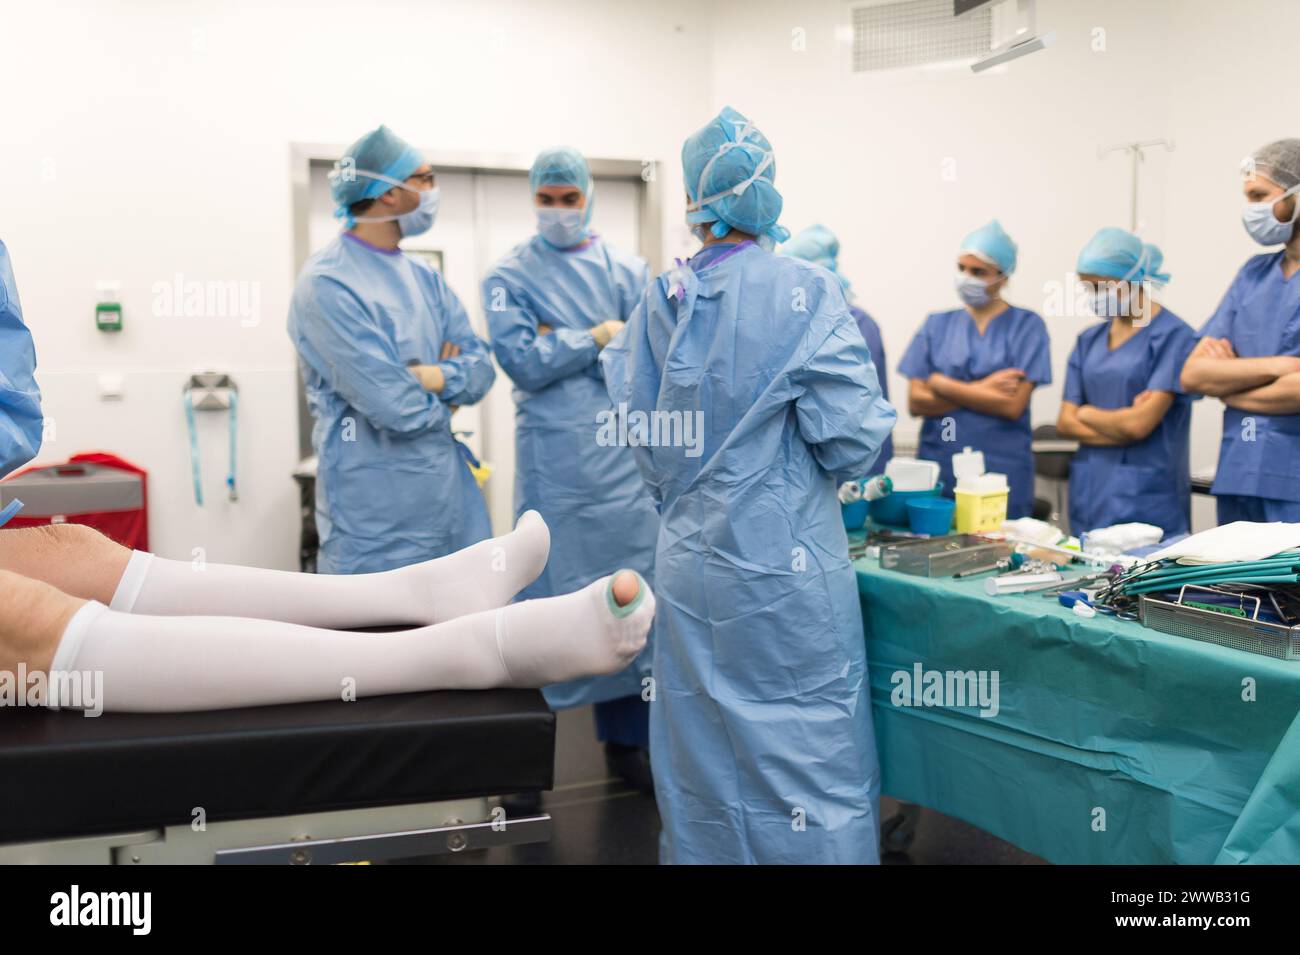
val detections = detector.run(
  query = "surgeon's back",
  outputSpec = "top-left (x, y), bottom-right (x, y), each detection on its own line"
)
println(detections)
top-left (605, 241), bottom-right (892, 510)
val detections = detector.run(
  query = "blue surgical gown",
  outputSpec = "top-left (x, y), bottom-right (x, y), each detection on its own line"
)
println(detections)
top-left (898, 306), bottom-right (1052, 518)
top-left (1063, 308), bottom-right (1197, 537)
top-left (1200, 251), bottom-right (1300, 521)
top-left (601, 242), bottom-right (896, 864)
top-left (0, 239), bottom-right (40, 485)
top-left (289, 234), bottom-right (496, 575)
top-left (0, 239), bottom-right (42, 488)
top-left (483, 234), bottom-right (659, 709)
top-left (851, 305), bottom-right (893, 476)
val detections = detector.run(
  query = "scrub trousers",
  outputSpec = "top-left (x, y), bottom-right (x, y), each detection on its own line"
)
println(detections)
top-left (593, 694), bottom-right (650, 748)
top-left (1216, 493), bottom-right (1300, 525)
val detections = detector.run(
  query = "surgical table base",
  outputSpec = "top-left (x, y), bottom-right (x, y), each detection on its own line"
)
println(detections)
top-left (0, 800), bottom-right (551, 865)
top-left (0, 688), bottom-right (556, 865)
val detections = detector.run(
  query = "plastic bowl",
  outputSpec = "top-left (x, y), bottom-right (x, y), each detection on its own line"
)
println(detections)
top-left (907, 496), bottom-right (956, 536)
top-left (841, 499), bottom-right (869, 531)
top-left (869, 482), bottom-right (943, 527)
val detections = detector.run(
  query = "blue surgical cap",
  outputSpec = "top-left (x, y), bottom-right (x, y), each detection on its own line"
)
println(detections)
top-left (530, 146), bottom-right (591, 194)
top-left (780, 224), bottom-right (851, 292)
top-left (530, 145), bottom-right (595, 231)
top-left (682, 106), bottom-right (788, 244)
top-left (960, 220), bottom-right (1018, 275)
top-left (1077, 227), bottom-right (1170, 286)
top-left (330, 125), bottom-right (424, 211)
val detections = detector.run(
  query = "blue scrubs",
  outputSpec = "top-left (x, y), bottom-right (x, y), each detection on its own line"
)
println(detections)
top-left (289, 234), bottom-right (496, 574)
top-left (601, 241), bottom-right (896, 864)
top-left (898, 306), bottom-right (1052, 518)
top-left (1063, 308), bottom-right (1197, 537)
top-left (483, 233), bottom-right (659, 718)
top-left (1200, 251), bottom-right (1300, 524)
top-left (0, 239), bottom-right (43, 498)
top-left (851, 305), bottom-right (893, 476)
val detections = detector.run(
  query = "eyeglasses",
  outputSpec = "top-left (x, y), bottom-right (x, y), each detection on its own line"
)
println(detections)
top-left (407, 171), bottom-right (437, 187)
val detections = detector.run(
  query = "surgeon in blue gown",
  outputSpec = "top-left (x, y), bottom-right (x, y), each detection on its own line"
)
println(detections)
top-left (1181, 138), bottom-right (1300, 524)
top-left (899, 221), bottom-right (1051, 518)
top-left (482, 146), bottom-right (659, 783)
top-left (0, 239), bottom-right (43, 504)
top-left (781, 224), bottom-right (894, 475)
top-left (601, 107), bottom-right (896, 864)
top-left (1056, 229), bottom-right (1197, 537)
top-left (289, 126), bottom-right (496, 574)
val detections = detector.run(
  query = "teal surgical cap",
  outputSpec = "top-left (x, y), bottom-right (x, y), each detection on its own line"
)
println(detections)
top-left (682, 106), bottom-right (787, 244)
top-left (780, 224), bottom-right (850, 292)
top-left (1077, 227), bottom-right (1170, 286)
top-left (960, 220), bottom-right (1018, 275)
top-left (530, 146), bottom-right (591, 194)
top-left (330, 125), bottom-right (424, 211)
top-left (1246, 138), bottom-right (1300, 191)
top-left (530, 146), bottom-right (595, 230)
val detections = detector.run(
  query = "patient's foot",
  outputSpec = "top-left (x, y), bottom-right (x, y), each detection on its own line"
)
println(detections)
top-left (396, 510), bottom-right (550, 624)
top-left (495, 571), bottom-right (654, 688)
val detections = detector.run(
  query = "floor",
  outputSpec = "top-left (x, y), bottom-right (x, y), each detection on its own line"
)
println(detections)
top-left (431, 706), bottom-right (1047, 866)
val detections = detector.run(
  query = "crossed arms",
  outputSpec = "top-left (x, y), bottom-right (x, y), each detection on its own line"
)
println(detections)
top-left (908, 369), bottom-right (1034, 422)
top-left (1180, 337), bottom-right (1300, 414)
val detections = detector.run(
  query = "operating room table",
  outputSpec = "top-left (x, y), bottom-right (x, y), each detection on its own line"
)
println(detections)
top-left (0, 689), bottom-right (555, 864)
top-left (856, 547), bottom-right (1300, 864)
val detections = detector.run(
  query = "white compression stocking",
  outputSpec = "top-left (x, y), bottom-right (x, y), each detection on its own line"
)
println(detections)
top-left (109, 510), bottom-right (550, 628)
top-left (47, 573), bottom-right (654, 713)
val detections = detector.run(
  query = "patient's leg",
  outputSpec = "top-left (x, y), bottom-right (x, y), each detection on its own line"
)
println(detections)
top-left (3, 511), bottom-right (550, 628)
top-left (0, 568), bottom-right (87, 676)
top-left (44, 570), bottom-right (653, 713)
top-left (0, 524), bottom-right (131, 604)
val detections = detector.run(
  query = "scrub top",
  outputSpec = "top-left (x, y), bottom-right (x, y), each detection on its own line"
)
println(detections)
top-left (851, 305), bottom-right (893, 475)
top-left (1063, 307), bottom-right (1198, 537)
top-left (898, 305), bottom-right (1052, 518)
top-left (1200, 251), bottom-right (1300, 505)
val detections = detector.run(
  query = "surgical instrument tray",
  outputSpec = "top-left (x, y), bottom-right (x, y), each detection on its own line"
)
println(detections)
top-left (1139, 585), bottom-right (1300, 661)
top-left (880, 534), bottom-right (1012, 578)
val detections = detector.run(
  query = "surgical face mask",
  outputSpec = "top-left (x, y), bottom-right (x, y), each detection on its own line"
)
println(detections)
top-left (1242, 184), bottom-right (1300, 246)
top-left (347, 168), bottom-right (440, 235)
top-left (536, 207), bottom-right (587, 248)
top-left (686, 217), bottom-right (716, 243)
top-left (395, 186), bottom-right (440, 237)
top-left (955, 273), bottom-right (997, 308)
top-left (1090, 286), bottom-right (1129, 319)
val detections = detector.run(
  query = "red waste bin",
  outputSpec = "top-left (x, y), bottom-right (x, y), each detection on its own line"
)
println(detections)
top-left (0, 452), bottom-right (149, 550)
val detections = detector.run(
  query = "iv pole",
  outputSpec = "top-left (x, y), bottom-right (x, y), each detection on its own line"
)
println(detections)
top-left (1098, 139), bottom-right (1175, 232)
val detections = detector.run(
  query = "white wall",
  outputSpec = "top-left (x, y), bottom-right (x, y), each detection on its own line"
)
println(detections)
top-left (0, 0), bottom-right (710, 568)
top-left (706, 0), bottom-right (1298, 529)
top-left (5, 0), bottom-right (1293, 566)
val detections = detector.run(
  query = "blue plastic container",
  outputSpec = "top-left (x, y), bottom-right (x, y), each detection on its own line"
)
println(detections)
top-left (841, 499), bottom-right (869, 530)
top-left (907, 496), bottom-right (956, 536)
top-left (869, 482), bottom-right (943, 527)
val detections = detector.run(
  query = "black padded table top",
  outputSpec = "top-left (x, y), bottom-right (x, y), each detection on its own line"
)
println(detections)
top-left (0, 689), bottom-right (555, 843)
